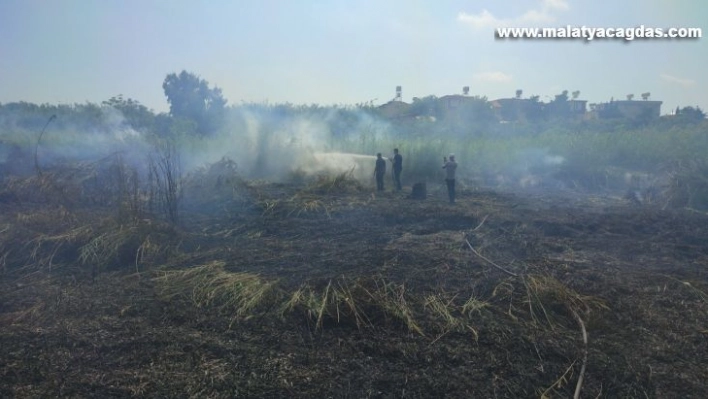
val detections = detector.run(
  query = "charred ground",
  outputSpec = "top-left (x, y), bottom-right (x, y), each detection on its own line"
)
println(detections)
top-left (1, 164), bottom-right (707, 398)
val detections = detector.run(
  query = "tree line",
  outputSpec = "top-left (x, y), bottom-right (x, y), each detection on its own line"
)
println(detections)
top-left (1, 71), bottom-right (705, 142)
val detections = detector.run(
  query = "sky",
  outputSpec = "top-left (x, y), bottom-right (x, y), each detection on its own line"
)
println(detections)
top-left (1, 0), bottom-right (706, 114)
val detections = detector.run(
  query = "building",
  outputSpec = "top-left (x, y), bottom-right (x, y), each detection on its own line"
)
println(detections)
top-left (377, 100), bottom-right (411, 119)
top-left (490, 98), bottom-right (539, 122)
top-left (592, 99), bottom-right (663, 120)
top-left (438, 94), bottom-right (470, 110)
top-left (376, 87), bottom-right (663, 123)
top-left (568, 99), bottom-right (588, 115)
top-left (613, 99), bottom-right (662, 119)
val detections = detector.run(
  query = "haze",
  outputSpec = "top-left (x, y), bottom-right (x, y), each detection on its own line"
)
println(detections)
top-left (1, 0), bottom-right (706, 113)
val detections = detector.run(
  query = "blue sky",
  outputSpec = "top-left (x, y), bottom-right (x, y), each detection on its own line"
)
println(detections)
top-left (1, 0), bottom-right (705, 114)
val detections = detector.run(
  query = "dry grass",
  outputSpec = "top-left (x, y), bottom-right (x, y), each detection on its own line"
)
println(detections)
top-left (4, 173), bottom-right (71, 203)
top-left (538, 360), bottom-right (578, 399)
top-left (363, 278), bottom-right (423, 335)
top-left (78, 219), bottom-right (177, 273)
top-left (260, 275), bottom-right (493, 337)
top-left (660, 158), bottom-right (708, 210)
top-left (155, 261), bottom-right (279, 326)
top-left (1, 166), bottom-right (706, 397)
top-left (0, 206), bottom-right (181, 278)
top-left (79, 226), bottom-right (138, 267)
top-left (278, 277), bottom-right (426, 334)
top-left (283, 278), bottom-right (414, 332)
top-left (260, 195), bottom-right (332, 219)
top-left (258, 170), bottom-right (365, 218)
top-left (25, 225), bottom-right (92, 268)
top-left (523, 274), bottom-right (608, 329)
top-left (281, 280), bottom-right (370, 330)
top-left (301, 169), bottom-right (364, 195)
top-left (181, 157), bottom-right (251, 209)
top-left (462, 293), bottom-right (490, 317)
top-left (424, 294), bottom-right (462, 331)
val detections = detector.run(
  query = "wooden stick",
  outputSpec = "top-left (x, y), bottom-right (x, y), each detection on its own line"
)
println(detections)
top-left (34, 114), bottom-right (56, 178)
top-left (572, 309), bottom-right (588, 399)
top-left (471, 214), bottom-right (489, 232)
top-left (464, 239), bottom-right (518, 277)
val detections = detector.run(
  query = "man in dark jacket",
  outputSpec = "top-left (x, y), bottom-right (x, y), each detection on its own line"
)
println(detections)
top-left (374, 153), bottom-right (386, 191)
top-left (391, 148), bottom-right (403, 191)
top-left (442, 154), bottom-right (458, 203)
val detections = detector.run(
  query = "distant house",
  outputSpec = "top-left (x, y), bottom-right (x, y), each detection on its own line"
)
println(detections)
top-left (568, 99), bottom-right (588, 115)
top-left (593, 99), bottom-right (662, 120)
top-left (436, 94), bottom-right (474, 119)
top-left (544, 98), bottom-right (587, 120)
top-left (614, 100), bottom-right (662, 119)
top-left (438, 94), bottom-right (469, 110)
top-left (492, 96), bottom-right (589, 122)
top-left (376, 88), bottom-right (663, 124)
top-left (436, 94), bottom-right (498, 128)
top-left (490, 98), bottom-right (535, 122)
top-left (377, 100), bottom-right (411, 119)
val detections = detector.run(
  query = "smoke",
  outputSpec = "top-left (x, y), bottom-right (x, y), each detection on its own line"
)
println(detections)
top-left (514, 148), bottom-right (566, 189)
top-left (36, 111), bottom-right (150, 173)
top-left (0, 101), bottom-right (636, 198)
top-left (0, 144), bottom-right (12, 164)
top-left (0, 106), bottom-right (153, 178)
top-left (101, 106), bottom-right (141, 141)
top-left (301, 152), bottom-right (378, 181)
top-left (480, 147), bottom-right (567, 190)
top-left (178, 105), bottom-right (392, 182)
top-left (0, 101), bottom-right (399, 188)
top-left (165, 104), bottom-right (575, 192)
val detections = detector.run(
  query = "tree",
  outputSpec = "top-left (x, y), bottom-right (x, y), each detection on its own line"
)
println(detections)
top-left (455, 95), bottom-right (495, 135)
top-left (547, 90), bottom-right (570, 119)
top-left (525, 95), bottom-right (544, 121)
top-left (409, 95), bottom-right (440, 118)
top-left (162, 71), bottom-right (227, 136)
top-left (675, 106), bottom-right (706, 123)
top-left (102, 95), bottom-right (155, 131)
top-left (555, 90), bottom-right (569, 102)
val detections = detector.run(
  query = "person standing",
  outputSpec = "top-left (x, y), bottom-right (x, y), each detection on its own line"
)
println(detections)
top-left (391, 148), bottom-right (403, 191)
top-left (374, 153), bottom-right (386, 191)
top-left (442, 154), bottom-right (458, 203)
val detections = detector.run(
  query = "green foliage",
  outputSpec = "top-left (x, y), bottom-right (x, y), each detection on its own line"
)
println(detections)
top-left (674, 106), bottom-right (706, 124)
top-left (409, 95), bottom-right (441, 118)
top-left (445, 95), bottom-right (496, 137)
top-left (102, 95), bottom-right (156, 132)
top-left (546, 90), bottom-right (571, 119)
top-left (162, 71), bottom-right (227, 136)
top-left (3, 86), bottom-right (708, 208)
top-left (0, 101), bottom-right (145, 135)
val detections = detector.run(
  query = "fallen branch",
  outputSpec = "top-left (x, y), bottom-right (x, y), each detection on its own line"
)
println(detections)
top-left (471, 214), bottom-right (489, 232)
top-left (571, 309), bottom-right (588, 399)
top-left (34, 114), bottom-right (56, 177)
top-left (464, 239), bottom-right (518, 277)
top-left (540, 360), bottom-right (577, 399)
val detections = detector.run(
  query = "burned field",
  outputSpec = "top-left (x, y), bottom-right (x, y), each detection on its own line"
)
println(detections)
top-left (1, 161), bottom-right (707, 398)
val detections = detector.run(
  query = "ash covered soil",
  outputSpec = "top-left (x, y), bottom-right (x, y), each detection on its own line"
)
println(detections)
top-left (1, 181), bottom-right (707, 398)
